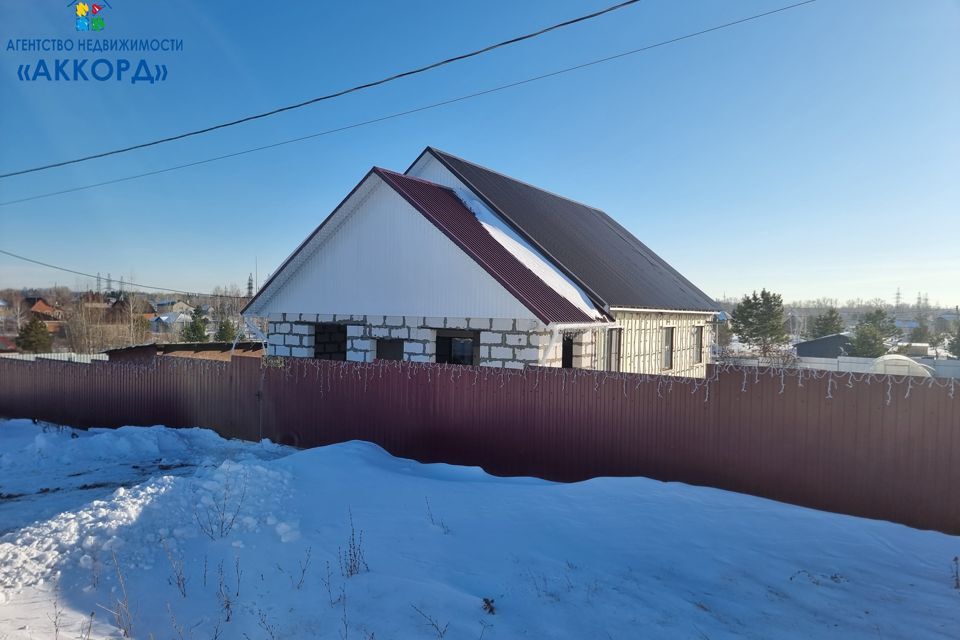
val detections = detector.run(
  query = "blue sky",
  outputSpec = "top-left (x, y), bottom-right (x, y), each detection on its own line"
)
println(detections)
top-left (1, 0), bottom-right (957, 306)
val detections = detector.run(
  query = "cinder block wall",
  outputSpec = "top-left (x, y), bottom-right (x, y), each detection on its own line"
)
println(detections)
top-left (265, 314), bottom-right (551, 369)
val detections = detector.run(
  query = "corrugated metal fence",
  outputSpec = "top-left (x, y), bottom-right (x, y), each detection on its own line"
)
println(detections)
top-left (0, 357), bottom-right (957, 533)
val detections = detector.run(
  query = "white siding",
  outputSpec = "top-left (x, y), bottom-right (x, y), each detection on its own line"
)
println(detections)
top-left (610, 311), bottom-right (712, 377)
top-left (248, 174), bottom-right (539, 322)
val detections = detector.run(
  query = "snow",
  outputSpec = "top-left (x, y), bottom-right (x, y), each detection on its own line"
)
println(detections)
top-left (454, 188), bottom-right (606, 321)
top-left (1, 420), bottom-right (958, 639)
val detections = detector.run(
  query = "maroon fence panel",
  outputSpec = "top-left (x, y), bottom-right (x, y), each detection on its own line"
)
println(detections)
top-left (0, 357), bottom-right (958, 533)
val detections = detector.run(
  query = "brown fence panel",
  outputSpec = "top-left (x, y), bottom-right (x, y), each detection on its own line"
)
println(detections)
top-left (0, 357), bottom-right (958, 533)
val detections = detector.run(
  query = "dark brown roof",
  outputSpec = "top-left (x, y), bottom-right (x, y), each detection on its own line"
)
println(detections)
top-left (374, 168), bottom-right (597, 325)
top-left (413, 148), bottom-right (718, 313)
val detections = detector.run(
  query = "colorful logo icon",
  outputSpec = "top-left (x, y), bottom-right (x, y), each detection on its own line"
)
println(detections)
top-left (71, 1), bottom-right (111, 32)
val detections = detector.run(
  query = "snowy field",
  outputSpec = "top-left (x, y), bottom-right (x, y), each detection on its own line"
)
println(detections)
top-left (0, 420), bottom-right (957, 639)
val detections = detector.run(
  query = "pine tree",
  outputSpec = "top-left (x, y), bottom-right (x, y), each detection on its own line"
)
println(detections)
top-left (215, 318), bottom-right (237, 343)
top-left (15, 317), bottom-right (52, 353)
top-left (909, 315), bottom-right (931, 344)
top-left (849, 323), bottom-right (888, 358)
top-left (180, 307), bottom-right (209, 343)
top-left (808, 308), bottom-right (845, 339)
top-left (730, 289), bottom-right (789, 355)
top-left (860, 308), bottom-right (898, 338)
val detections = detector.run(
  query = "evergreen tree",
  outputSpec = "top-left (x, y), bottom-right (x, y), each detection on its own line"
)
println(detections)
top-left (180, 307), bottom-right (209, 343)
top-left (15, 317), bottom-right (52, 353)
top-left (730, 289), bottom-right (789, 355)
top-left (215, 318), bottom-right (237, 343)
top-left (849, 323), bottom-right (888, 358)
top-left (860, 308), bottom-right (898, 338)
top-left (909, 315), bottom-right (931, 344)
top-left (808, 308), bottom-right (845, 339)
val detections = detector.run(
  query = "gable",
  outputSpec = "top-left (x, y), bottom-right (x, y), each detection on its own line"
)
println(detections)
top-left (409, 148), bottom-right (719, 313)
top-left (244, 173), bottom-right (542, 321)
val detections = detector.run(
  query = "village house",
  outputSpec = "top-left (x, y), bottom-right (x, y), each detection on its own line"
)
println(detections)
top-left (243, 148), bottom-right (719, 376)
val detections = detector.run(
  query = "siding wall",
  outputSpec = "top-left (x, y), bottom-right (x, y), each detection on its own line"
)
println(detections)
top-left (609, 311), bottom-right (712, 377)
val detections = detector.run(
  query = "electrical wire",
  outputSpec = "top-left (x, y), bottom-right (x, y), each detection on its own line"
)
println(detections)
top-left (0, 248), bottom-right (249, 298)
top-left (0, 0), bottom-right (818, 208)
top-left (0, 0), bottom-right (644, 178)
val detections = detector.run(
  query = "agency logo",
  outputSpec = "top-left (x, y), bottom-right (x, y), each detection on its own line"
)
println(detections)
top-left (70, 1), bottom-right (112, 32)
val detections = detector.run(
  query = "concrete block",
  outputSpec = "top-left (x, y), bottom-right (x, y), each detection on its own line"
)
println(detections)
top-left (385, 316), bottom-right (404, 326)
top-left (480, 346), bottom-right (490, 358)
top-left (346, 350), bottom-right (366, 363)
top-left (290, 346), bottom-right (313, 358)
top-left (514, 347), bottom-right (539, 361)
top-left (371, 327), bottom-right (390, 338)
top-left (268, 313), bottom-right (283, 322)
top-left (367, 315), bottom-right (385, 326)
top-left (278, 323), bottom-right (291, 333)
top-left (346, 325), bottom-right (365, 338)
top-left (268, 333), bottom-right (284, 346)
top-left (405, 342), bottom-right (424, 354)
top-left (503, 361), bottom-right (525, 370)
top-left (445, 317), bottom-right (468, 329)
top-left (284, 335), bottom-right (301, 346)
top-left (424, 342), bottom-right (436, 355)
top-left (408, 354), bottom-right (432, 363)
top-left (405, 316), bottom-right (424, 327)
top-left (299, 335), bottom-right (315, 347)
top-left (480, 360), bottom-right (503, 368)
top-left (469, 317), bottom-right (491, 330)
top-left (409, 328), bottom-right (433, 341)
top-left (491, 318), bottom-right (514, 331)
top-left (351, 339), bottom-right (373, 352)
top-left (274, 345), bottom-right (291, 357)
top-left (292, 324), bottom-right (312, 335)
top-left (424, 317), bottom-right (445, 328)
top-left (318, 314), bottom-right (335, 322)
top-left (390, 327), bottom-right (409, 339)
top-left (491, 346), bottom-right (513, 359)
top-left (299, 313), bottom-right (318, 324)
top-left (505, 334), bottom-right (526, 346)
top-left (480, 331), bottom-right (503, 345)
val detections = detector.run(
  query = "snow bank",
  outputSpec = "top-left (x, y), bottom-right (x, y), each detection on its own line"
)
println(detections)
top-left (1, 421), bottom-right (958, 639)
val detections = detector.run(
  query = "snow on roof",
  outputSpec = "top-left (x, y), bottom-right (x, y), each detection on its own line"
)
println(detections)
top-left (452, 188), bottom-right (605, 321)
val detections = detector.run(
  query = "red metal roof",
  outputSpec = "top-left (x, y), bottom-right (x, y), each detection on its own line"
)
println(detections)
top-left (374, 168), bottom-right (597, 325)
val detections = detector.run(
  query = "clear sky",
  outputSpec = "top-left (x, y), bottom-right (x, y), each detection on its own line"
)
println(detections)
top-left (1, 0), bottom-right (957, 307)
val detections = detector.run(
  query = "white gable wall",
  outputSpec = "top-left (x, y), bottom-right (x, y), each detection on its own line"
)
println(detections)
top-left (248, 174), bottom-right (538, 321)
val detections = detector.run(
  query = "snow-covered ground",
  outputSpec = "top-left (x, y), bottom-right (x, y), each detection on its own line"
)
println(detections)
top-left (1, 420), bottom-right (957, 639)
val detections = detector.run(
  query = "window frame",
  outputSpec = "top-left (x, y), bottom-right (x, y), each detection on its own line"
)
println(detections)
top-left (694, 326), bottom-right (704, 364)
top-left (662, 326), bottom-right (674, 371)
top-left (375, 338), bottom-right (404, 361)
top-left (606, 327), bottom-right (622, 372)
top-left (435, 329), bottom-right (480, 366)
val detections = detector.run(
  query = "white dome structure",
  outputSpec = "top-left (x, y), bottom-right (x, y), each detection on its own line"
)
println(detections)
top-left (870, 354), bottom-right (934, 378)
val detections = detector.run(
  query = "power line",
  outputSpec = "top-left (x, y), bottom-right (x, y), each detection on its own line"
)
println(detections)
top-left (0, 0), bottom-right (818, 208)
top-left (0, 0), bottom-right (644, 179)
top-left (0, 248), bottom-right (248, 299)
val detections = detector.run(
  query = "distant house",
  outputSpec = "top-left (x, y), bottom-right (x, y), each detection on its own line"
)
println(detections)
top-left (243, 147), bottom-right (719, 377)
top-left (150, 312), bottom-right (192, 335)
top-left (795, 334), bottom-right (852, 358)
top-left (0, 336), bottom-right (16, 353)
top-left (24, 297), bottom-right (64, 335)
top-left (152, 300), bottom-right (195, 316)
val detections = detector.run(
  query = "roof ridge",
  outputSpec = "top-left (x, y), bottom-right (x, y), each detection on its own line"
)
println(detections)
top-left (426, 147), bottom-right (607, 214)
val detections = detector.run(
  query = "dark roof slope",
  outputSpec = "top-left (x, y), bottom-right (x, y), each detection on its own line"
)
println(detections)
top-left (415, 148), bottom-right (718, 312)
top-left (374, 168), bottom-right (597, 325)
